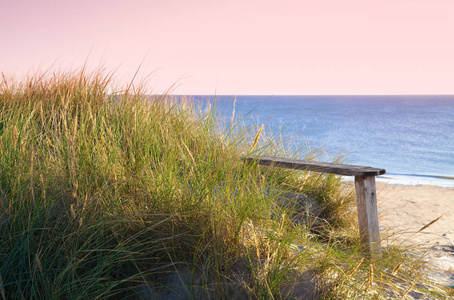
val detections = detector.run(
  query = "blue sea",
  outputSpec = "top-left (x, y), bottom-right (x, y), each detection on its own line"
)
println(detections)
top-left (191, 95), bottom-right (454, 187)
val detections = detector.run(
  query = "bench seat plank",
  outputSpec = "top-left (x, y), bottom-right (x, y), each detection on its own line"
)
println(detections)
top-left (243, 155), bottom-right (386, 177)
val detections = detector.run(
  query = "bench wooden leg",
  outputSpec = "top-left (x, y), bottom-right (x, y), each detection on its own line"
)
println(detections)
top-left (354, 175), bottom-right (381, 255)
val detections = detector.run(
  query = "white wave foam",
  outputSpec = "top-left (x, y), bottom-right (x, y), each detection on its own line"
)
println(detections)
top-left (376, 174), bottom-right (454, 187)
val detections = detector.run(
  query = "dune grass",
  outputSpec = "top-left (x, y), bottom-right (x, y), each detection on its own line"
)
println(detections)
top-left (0, 70), bottom-right (452, 299)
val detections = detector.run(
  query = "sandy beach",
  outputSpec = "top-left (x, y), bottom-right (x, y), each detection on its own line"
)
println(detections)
top-left (376, 183), bottom-right (454, 247)
top-left (373, 183), bottom-right (454, 286)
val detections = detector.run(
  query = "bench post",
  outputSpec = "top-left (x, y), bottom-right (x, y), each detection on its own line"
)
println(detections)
top-left (354, 175), bottom-right (381, 254)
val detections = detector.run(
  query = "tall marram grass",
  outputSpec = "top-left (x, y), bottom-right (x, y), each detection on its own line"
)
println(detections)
top-left (0, 71), bottom-right (451, 299)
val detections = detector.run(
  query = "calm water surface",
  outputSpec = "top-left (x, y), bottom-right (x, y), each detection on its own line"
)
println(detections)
top-left (191, 95), bottom-right (454, 186)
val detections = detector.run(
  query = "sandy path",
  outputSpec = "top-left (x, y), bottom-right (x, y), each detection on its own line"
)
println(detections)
top-left (376, 183), bottom-right (454, 247)
top-left (373, 183), bottom-right (454, 286)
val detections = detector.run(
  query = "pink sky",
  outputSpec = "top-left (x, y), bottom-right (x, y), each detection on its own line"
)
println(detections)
top-left (1, 0), bottom-right (453, 95)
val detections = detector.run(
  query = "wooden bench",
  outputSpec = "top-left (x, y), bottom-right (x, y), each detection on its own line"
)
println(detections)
top-left (243, 155), bottom-right (386, 254)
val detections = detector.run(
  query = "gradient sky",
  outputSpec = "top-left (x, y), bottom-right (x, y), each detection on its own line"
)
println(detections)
top-left (1, 0), bottom-right (453, 95)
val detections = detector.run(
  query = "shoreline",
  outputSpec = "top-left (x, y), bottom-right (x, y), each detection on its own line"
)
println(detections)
top-left (377, 174), bottom-right (454, 188)
top-left (342, 174), bottom-right (454, 188)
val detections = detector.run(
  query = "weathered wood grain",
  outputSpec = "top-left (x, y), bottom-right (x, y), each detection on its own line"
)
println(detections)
top-left (355, 175), bottom-right (382, 254)
top-left (243, 155), bottom-right (386, 177)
